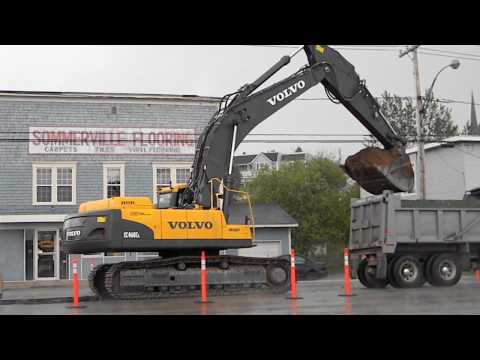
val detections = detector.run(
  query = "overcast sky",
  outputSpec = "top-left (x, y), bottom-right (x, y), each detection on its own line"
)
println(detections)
top-left (0, 45), bottom-right (478, 159)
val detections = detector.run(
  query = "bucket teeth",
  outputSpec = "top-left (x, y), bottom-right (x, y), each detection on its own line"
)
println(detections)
top-left (344, 147), bottom-right (414, 195)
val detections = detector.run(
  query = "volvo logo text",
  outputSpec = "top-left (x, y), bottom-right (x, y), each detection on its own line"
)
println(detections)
top-left (168, 221), bottom-right (213, 230)
top-left (267, 80), bottom-right (306, 106)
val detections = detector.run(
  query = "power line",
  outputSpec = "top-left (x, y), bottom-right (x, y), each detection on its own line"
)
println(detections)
top-left (2, 130), bottom-right (471, 139)
top-left (0, 138), bottom-right (369, 144)
top-left (246, 133), bottom-right (371, 137)
top-left (419, 50), bottom-right (480, 63)
top-left (244, 45), bottom-right (402, 52)
top-left (421, 47), bottom-right (480, 59)
top-left (0, 137), bottom-right (463, 144)
top-left (243, 45), bottom-right (480, 62)
top-left (296, 96), bottom-right (480, 107)
top-left (0, 131), bottom-right (372, 137)
top-left (243, 140), bottom-right (367, 144)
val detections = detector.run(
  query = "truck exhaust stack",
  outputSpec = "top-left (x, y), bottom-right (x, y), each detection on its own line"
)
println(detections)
top-left (343, 147), bottom-right (414, 195)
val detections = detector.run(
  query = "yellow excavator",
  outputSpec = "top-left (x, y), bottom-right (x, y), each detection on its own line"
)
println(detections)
top-left (61, 45), bottom-right (414, 300)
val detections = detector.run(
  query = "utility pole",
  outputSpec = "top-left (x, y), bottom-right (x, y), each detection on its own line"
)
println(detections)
top-left (400, 45), bottom-right (426, 200)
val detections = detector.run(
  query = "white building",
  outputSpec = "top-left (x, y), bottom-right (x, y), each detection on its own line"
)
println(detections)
top-left (233, 151), bottom-right (306, 185)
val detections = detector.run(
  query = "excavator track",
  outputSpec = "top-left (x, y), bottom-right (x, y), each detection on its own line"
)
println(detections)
top-left (90, 256), bottom-right (290, 300)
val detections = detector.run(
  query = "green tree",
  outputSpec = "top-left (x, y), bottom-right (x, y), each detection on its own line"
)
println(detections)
top-left (245, 154), bottom-right (359, 270)
top-left (372, 91), bottom-right (459, 145)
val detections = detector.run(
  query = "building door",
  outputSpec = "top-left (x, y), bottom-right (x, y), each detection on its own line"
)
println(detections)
top-left (34, 229), bottom-right (59, 280)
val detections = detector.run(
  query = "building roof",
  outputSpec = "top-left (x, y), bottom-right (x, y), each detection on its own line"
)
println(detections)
top-left (0, 90), bottom-right (221, 104)
top-left (233, 151), bottom-right (305, 165)
top-left (280, 153), bottom-right (306, 162)
top-left (264, 152), bottom-right (280, 162)
top-left (233, 154), bottom-right (257, 165)
top-left (228, 203), bottom-right (298, 228)
top-left (407, 135), bottom-right (480, 154)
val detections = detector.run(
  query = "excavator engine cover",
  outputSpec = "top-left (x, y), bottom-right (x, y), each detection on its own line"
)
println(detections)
top-left (344, 147), bottom-right (414, 195)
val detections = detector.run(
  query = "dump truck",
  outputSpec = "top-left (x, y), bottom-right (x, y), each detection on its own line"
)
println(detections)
top-left (349, 191), bottom-right (480, 289)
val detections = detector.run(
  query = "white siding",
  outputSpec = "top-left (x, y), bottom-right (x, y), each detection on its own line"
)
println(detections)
top-left (461, 143), bottom-right (480, 192)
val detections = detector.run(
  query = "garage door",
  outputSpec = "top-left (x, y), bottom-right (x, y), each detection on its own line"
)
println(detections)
top-left (238, 241), bottom-right (281, 258)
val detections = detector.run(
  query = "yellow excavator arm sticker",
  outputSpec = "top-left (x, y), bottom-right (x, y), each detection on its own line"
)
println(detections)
top-left (315, 45), bottom-right (326, 54)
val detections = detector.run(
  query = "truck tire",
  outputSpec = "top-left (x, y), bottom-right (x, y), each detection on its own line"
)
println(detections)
top-left (387, 256), bottom-right (402, 288)
top-left (429, 253), bottom-right (462, 287)
top-left (357, 259), bottom-right (370, 288)
top-left (390, 255), bottom-right (426, 288)
top-left (424, 254), bottom-right (438, 286)
top-left (357, 258), bottom-right (388, 288)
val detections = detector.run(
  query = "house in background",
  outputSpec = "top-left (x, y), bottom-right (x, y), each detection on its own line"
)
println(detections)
top-left (225, 203), bottom-right (298, 258)
top-left (233, 151), bottom-right (306, 185)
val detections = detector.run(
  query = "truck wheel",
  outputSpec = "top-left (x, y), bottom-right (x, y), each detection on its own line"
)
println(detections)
top-left (391, 255), bottom-right (425, 288)
top-left (387, 256), bottom-right (401, 288)
top-left (424, 254), bottom-right (438, 286)
top-left (357, 259), bottom-right (370, 288)
top-left (429, 254), bottom-right (462, 287)
top-left (357, 258), bottom-right (388, 288)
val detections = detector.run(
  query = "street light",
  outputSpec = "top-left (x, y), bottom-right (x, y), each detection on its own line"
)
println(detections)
top-left (423, 59), bottom-right (461, 111)
top-left (415, 58), bottom-right (460, 200)
top-left (400, 46), bottom-right (461, 200)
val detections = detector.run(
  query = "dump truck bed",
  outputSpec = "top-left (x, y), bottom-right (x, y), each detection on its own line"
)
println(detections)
top-left (349, 192), bottom-right (480, 253)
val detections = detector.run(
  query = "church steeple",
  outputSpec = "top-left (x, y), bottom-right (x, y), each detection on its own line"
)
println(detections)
top-left (471, 92), bottom-right (478, 129)
top-left (468, 91), bottom-right (479, 135)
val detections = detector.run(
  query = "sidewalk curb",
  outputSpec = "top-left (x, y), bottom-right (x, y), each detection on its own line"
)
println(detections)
top-left (0, 295), bottom-right (98, 306)
top-left (4, 280), bottom-right (89, 290)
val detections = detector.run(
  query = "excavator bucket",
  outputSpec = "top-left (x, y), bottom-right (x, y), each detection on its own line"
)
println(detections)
top-left (343, 147), bottom-right (414, 195)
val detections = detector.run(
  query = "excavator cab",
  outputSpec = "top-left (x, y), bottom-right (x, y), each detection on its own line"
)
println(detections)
top-left (157, 184), bottom-right (196, 209)
top-left (157, 184), bottom-right (186, 209)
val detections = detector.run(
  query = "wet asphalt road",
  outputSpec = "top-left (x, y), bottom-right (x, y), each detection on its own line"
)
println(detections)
top-left (1, 275), bottom-right (480, 315)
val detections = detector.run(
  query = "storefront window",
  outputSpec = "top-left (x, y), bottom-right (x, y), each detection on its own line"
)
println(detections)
top-left (33, 164), bottom-right (76, 205)
top-left (36, 168), bottom-right (52, 203)
top-left (176, 168), bottom-right (190, 184)
top-left (104, 164), bottom-right (125, 199)
top-left (107, 168), bottom-right (121, 198)
top-left (153, 164), bottom-right (191, 203)
top-left (57, 168), bottom-right (73, 202)
top-left (156, 168), bottom-right (171, 193)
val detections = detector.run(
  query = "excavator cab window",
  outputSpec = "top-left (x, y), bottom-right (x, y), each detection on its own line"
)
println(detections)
top-left (157, 186), bottom-right (193, 209)
top-left (157, 191), bottom-right (179, 209)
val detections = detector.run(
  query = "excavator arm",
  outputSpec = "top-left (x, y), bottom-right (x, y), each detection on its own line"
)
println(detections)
top-left (187, 45), bottom-right (414, 212)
